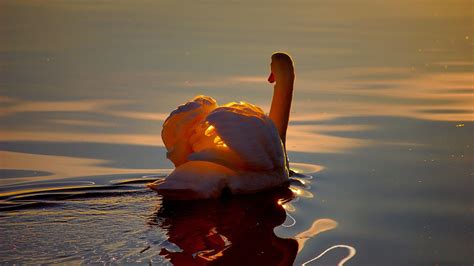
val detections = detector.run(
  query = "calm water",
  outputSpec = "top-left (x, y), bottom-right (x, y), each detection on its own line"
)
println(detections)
top-left (0, 1), bottom-right (473, 265)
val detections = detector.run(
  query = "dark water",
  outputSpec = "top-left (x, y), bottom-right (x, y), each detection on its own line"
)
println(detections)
top-left (0, 1), bottom-right (473, 265)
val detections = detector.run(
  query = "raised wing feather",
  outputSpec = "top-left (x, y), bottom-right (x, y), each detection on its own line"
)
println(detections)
top-left (161, 95), bottom-right (217, 166)
top-left (191, 101), bottom-right (286, 172)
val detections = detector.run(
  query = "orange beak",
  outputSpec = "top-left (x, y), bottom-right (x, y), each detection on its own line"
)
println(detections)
top-left (268, 72), bottom-right (275, 83)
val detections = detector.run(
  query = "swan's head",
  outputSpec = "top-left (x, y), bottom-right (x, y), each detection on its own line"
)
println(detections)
top-left (268, 52), bottom-right (295, 84)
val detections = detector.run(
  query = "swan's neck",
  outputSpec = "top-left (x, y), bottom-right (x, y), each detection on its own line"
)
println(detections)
top-left (269, 77), bottom-right (294, 146)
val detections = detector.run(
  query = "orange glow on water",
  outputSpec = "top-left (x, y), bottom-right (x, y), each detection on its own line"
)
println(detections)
top-left (295, 218), bottom-right (338, 253)
top-left (0, 151), bottom-right (163, 186)
top-left (0, 0), bottom-right (471, 264)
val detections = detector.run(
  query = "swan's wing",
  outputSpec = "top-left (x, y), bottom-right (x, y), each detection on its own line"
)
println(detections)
top-left (190, 102), bottom-right (286, 171)
top-left (161, 95), bottom-right (217, 166)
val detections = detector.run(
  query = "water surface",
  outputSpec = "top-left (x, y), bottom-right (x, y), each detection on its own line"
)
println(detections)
top-left (0, 1), bottom-right (473, 264)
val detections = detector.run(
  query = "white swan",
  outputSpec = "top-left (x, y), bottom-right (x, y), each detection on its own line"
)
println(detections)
top-left (148, 52), bottom-right (295, 200)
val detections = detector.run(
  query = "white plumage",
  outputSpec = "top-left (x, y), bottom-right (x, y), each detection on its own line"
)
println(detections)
top-left (149, 96), bottom-right (289, 199)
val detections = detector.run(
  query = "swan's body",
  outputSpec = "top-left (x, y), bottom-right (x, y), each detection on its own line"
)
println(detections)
top-left (148, 53), bottom-right (295, 200)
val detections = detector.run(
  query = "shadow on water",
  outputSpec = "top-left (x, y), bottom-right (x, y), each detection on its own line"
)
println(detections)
top-left (150, 186), bottom-right (298, 266)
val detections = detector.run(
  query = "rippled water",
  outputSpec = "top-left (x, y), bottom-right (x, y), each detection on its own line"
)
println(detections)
top-left (0, 1), bottom-right (473, 265)
top-left (0, 166), bottom-right (321, 264)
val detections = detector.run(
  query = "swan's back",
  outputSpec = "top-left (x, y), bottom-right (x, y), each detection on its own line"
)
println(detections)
top-left (155, 95), bottom-right (288, 199)
top-left (202, 101), bottom-right (285, 171)
top-left (162, 96), bottom-right (286, 171)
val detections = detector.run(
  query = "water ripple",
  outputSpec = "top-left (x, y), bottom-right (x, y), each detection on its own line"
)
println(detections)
top-left (302, 245), bottom-right (357, 266)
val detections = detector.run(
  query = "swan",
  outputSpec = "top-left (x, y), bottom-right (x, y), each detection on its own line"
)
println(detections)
top-left (148, 52), bottom-right (295, 200)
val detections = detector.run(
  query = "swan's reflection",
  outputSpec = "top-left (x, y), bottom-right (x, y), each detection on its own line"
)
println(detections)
top-left (152, 186), bottom-right (298, 266)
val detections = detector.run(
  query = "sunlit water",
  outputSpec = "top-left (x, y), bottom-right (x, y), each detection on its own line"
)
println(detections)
top-left (0, 1), bottom-right (473, 265)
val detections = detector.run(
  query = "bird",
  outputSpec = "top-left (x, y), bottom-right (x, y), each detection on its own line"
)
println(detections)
top-left (148, 52), bottom-right (295, 200)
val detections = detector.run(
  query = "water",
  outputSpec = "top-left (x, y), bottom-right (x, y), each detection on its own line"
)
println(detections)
top-left (0, 1), bottom-right (473, 264)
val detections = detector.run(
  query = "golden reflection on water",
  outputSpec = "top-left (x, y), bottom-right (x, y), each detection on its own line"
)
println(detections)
top-left (0, 97), bottom-right (169, 122)
top-left (0, 99), bottom-right (128, 117)
top-left (302, 245), bottom-right (357, 266)
top-left (289, 163), bottom-right (324, 174)
top-left (0, 130), bottom-right (162, 147)
top-left (289, 186), bottom-right (314, 198)
top-left (0, 117), bottom-right (371, 154)
top-left (170, 68), bottom-right (473, 122)
top-left (281, 165), bottom-right (356, 265)
top-left (295, 218), bottom-right (338, 253)
top-left (1, 64), bottom-right (470, 165)
top-left (287, 125), bottom-right (372, 153)
top-left (295, 66), bottom-right (473, 122)
top-left (0, 0), bottom-right (471, 264)
top-left (0, 151), bottom-right (161, 185)
top-left (50, 119), bottom-right (117, 127)
top-left (0, 58), bottom-right (472, 162)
